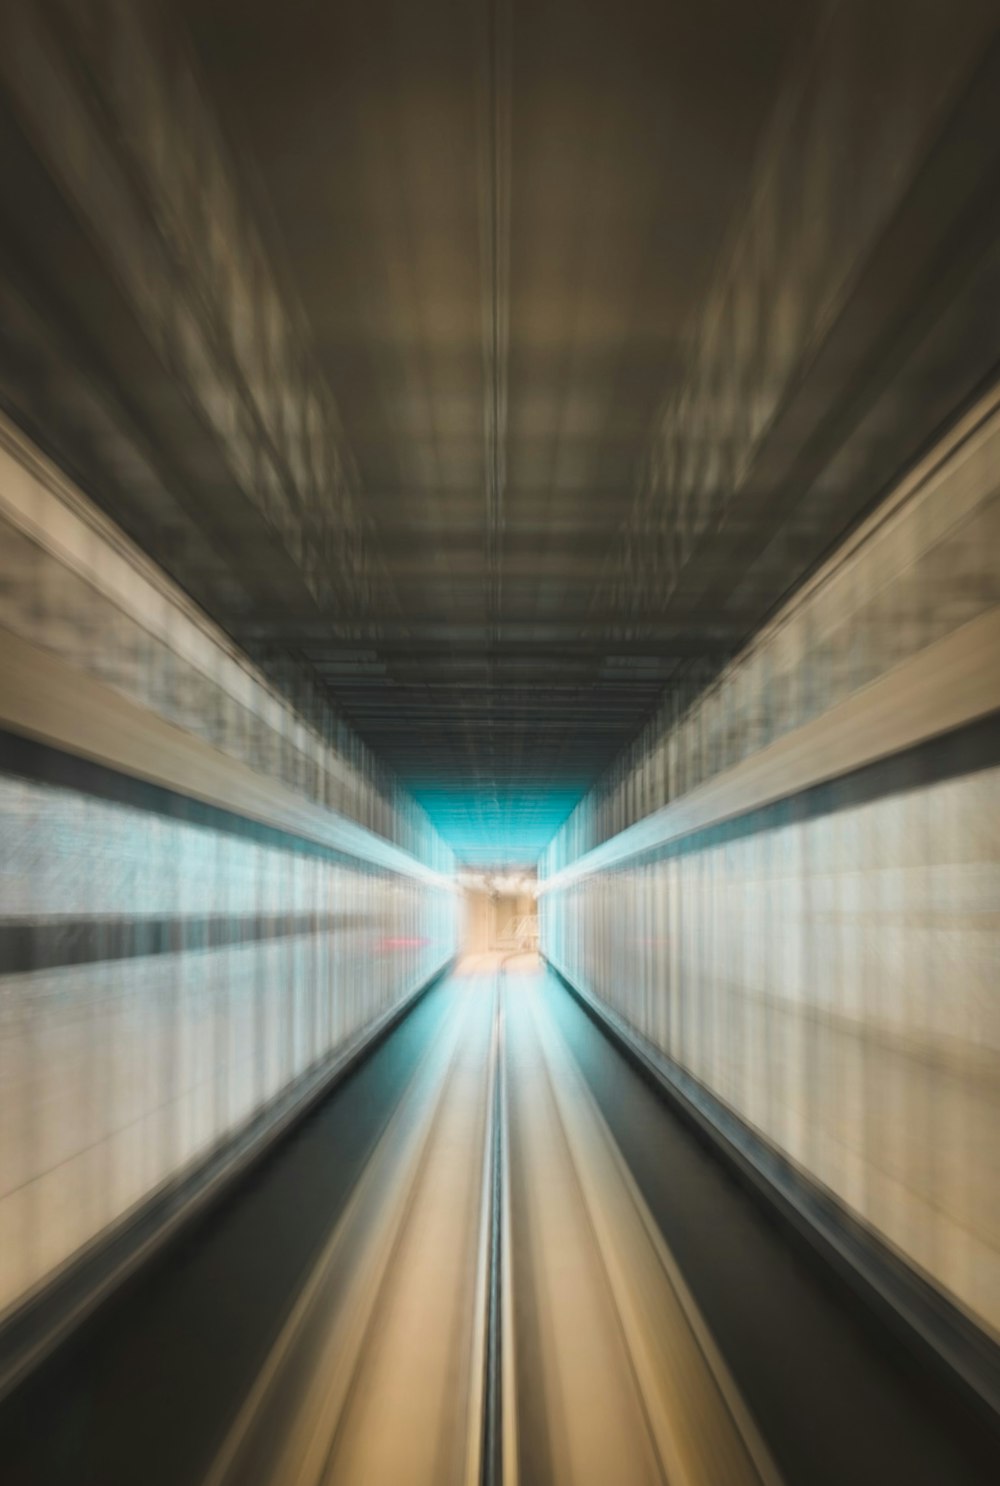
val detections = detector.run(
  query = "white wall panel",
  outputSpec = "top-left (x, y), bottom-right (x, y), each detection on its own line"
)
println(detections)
top-left (541, 393), bottom-right (1000, 1339)
top-left (0, 423), bottom-right (458, 1321)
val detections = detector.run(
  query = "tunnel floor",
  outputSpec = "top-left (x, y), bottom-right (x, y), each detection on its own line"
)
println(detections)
top-left (0, 959), bottom-right (995, 1486)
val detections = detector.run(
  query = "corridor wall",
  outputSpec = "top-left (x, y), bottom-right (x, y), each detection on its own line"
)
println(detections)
top-left (0, 415), bottom-right (457, 1322)
top-left (540, 389), bottom-right (1000, 1338)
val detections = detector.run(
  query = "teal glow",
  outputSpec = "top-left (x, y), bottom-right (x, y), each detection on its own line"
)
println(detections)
top-left (413, 787), bottom-right (583, 865)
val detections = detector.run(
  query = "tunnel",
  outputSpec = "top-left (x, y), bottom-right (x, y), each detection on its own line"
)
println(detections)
top-left (0, 1), bottom-right (998, 1482)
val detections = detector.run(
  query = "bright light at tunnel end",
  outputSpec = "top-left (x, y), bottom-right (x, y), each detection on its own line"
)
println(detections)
top-left (456, 868), bottom-right (539, 897)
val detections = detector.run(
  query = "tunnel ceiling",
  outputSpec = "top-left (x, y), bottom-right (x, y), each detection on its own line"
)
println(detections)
top-left (172, 0), bottom-right (805, 857)
top-left (2, 0), bottom-right (1000, 861)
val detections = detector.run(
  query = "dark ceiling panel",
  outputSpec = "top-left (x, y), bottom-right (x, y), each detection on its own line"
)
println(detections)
top-left (175, 0), bottom-right (805, 853)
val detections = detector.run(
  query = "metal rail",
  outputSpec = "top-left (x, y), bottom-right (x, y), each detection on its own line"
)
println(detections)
top-left (481, 981), bottom-right (505, 1486)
